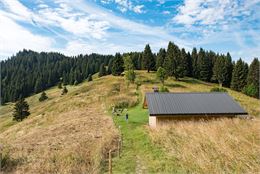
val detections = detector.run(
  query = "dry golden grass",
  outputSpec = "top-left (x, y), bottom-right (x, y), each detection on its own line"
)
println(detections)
top-left (0, 75), bottom-right (137, 174)
top-left (150, 119), bottom-right (260, 173)
top-left (137, 71), bottom-right (260, 173)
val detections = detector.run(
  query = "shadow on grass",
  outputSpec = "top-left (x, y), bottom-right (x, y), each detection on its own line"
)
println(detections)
top-left (1, 152), bottom-right (24, 173)
top-left (181, 79), bottom-right (201, 84)
top-left (165, 83), bottom-right (186, 88)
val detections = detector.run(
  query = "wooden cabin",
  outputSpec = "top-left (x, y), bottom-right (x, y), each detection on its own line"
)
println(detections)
top-left (144, 92), bottom-right (247, 128)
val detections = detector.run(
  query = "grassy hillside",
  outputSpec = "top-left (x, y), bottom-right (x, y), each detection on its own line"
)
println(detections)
top-left (1, 71), bottom-right (259, 173)
top-left (0, 75), bottom-right (137, 173)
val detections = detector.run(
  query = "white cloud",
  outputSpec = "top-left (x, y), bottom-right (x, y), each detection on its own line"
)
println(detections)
top-left (133, 5), bottom-right (144, 14)
top-left (173, 0), bottom-right (254, 26)
top-left (0, 14), bottom-right (53, 59)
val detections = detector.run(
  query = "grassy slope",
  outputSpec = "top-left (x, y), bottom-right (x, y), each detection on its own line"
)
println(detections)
top-left (1, 71), bottom-right (259, 173)
top-left (111, 71), bottom-right (260, 173)
top-left (0, 75), bottom-right (137, 173)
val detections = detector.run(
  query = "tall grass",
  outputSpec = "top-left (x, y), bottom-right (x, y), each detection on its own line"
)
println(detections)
top-left (150, 118), bottom-right (260, 173)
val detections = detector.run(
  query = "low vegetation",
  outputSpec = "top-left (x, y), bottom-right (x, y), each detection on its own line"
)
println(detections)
top-left (1, 71), bottom-right (259, 173)
top-left (150, 119), bottom-right (260, 173)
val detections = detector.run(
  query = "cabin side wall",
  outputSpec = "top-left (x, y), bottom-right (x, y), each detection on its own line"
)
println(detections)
top-left (149, 116), bottom-right (157, 128)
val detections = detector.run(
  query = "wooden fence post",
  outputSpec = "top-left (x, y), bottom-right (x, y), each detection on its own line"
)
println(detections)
top-left (109, 149), bottom-right (112, 174)
top-left (118, 139), bottom-right (121, 158)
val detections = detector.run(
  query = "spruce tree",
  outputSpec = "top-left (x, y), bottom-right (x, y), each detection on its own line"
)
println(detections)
top-left (13, 98), bottom-right (30, 121)
top-left (231, 59), bottom-right (248, 91)
top-left (199, 48), bottom-right (211, 81)
top-left (244, 58), bottom-right (259, 98)
top-left (98, 63), bottom-right (106, 77)
top-left (224, 52), bottom-right (233, 87)
top-left (186, 52), bottom-right (193, 77)
top-left (142, 44), bottom-right (155, 72)
top-left (34, 79), bottom-right (42, 93)
top-left (156, 48), bottom-right (166, 70)
top-left (112, 53), bottom-right (124, 76)
top-left (107, 59), bottom-right (113, 74)
top-left (164, 42), bottom-right (175, 76)
top-left (87, 74), bottom-right (93, 82)
top-left (39, 91), bottom-right (48, 102)
top-left (212, 55), bottom-right (226, 86)
top-left (191, 48), bottom-right (199, 78)
top-left (180, 48), bottom-right (189, 76)
top-left (137, 54), bottom-right (142, 70)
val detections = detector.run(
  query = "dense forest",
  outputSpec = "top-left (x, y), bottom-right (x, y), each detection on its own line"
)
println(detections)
top-left (1, 42), bottom-right (259, 104)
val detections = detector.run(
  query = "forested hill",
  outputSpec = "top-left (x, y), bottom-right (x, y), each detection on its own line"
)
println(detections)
top-left (1, 42), bottom-right (259, 104)
top-left (1, 50), bottom-right (114, 104)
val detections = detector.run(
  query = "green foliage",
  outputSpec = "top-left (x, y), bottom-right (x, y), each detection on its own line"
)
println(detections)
top-left (13, 98), bottom-right (30, 121)
top-left (210, 87), bottom-right (227, 92)
top-left (245, 58), bottom-right (259, 98)
top-left (231, 59), bottom-right (248, 91)
top-left (243, 84), bottom-right (258, 98)
top-left (58, 81), bottom-right (62, 89)
top-left (124, 55), bottom-right (135, 71)
top-left (156, 48), bottom-right (166, 69)
top-left (87, 74), bottom-right (93, 82)
top-left (62, 86), bottom-right (68, 95)
top-left (125, 70), bottom-right (136, 83)
top-left (98, 63), bottom-right (106, 77)
top-left (156, 67), bottom-right (168, 85)
top-left (159, 86), bottom-right (169, 92)
top-left (39, 91), bottom-right (48, 102)
top-left (1, 50), bottom-right (113, 104)
top-left (191, 48), bottom-right (200, 78)
top-left (112, 53), bottom-right (124, 76)
top-left (142, 44), bottom-right (155, 72)
top-left (199, 48), bottom-right (212, 82)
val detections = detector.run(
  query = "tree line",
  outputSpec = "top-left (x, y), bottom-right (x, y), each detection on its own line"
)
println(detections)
top-left (1, 43), bottom-right (259, 105)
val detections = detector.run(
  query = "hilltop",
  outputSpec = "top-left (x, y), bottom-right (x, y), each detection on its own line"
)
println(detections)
top-left (0, 71), bottom-right (260, 173)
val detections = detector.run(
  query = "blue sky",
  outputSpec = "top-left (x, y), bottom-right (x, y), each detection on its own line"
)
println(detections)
top-left (0, 0), bottom-right (259, 62)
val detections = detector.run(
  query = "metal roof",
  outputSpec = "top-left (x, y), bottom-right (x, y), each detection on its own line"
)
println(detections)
top-left (145, 92), bottom-right (247, 116)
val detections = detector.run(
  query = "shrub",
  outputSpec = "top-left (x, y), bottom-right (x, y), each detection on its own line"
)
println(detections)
top-left (210, 87), bottom-right (227, 92)
top-left (62, 86), bottom-right (68, 95)
top-left (39, 91), bottom-right (48, 102)
top-left (243, 84), bottom-right (258, 98)
top-left (159, 86), bottom-right (169, 92)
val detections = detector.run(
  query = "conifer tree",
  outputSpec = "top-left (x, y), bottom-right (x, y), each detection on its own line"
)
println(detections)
top-left (112, 53), bottom-right (124, 76)
top-left (142, 44), bottom-right (155, 72)
top-left (212, 55), bottom-right (226, 86)
top-left (180, 48), bottom-right (189, 76)
top-left (231, 59), bottom-right (248, 91)
top-left (98, 63), bottom-right (106, 77)
top-left (243, 58), bottom-right (259, 98)
top-left (107, 59), bottom-right (113, 74)
top-left (191, 48), bottom-right (199, 78)
top-left (137, 54), bottom-right (142, 70)
top-left (58, 81), bottom-right (62, 89)
top-left (62, 86), bottom-right (68, 95)
top-left (13, 98), bottom-right (30, 121)
top-left (199, 48), bottom-right (211, 81)
top-left (34, 78), bottom-right (42, 93)
top-left (164, 42), bottom-right (175, 76)
top-left (156, 48), bottom-right (166, 70)
top-left (87, 74), bottom-right (93, 82)
top-left (186, 52), bottom-right (193, 77)
top-left (39, 91), bottom-right (48, 102)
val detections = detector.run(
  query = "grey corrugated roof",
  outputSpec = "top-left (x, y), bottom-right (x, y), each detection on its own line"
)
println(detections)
top-left (145, 92), bottom-right (247, 116)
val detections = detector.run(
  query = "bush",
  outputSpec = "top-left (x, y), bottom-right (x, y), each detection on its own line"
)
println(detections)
top-left (210, 87), bottom-right (227, 92)
top-left (159, 86), bottom-right (169, 92)
top-left (39, 91), bottom-right (48, 102)
top-left (243, 84), bottom-right (258, 98)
